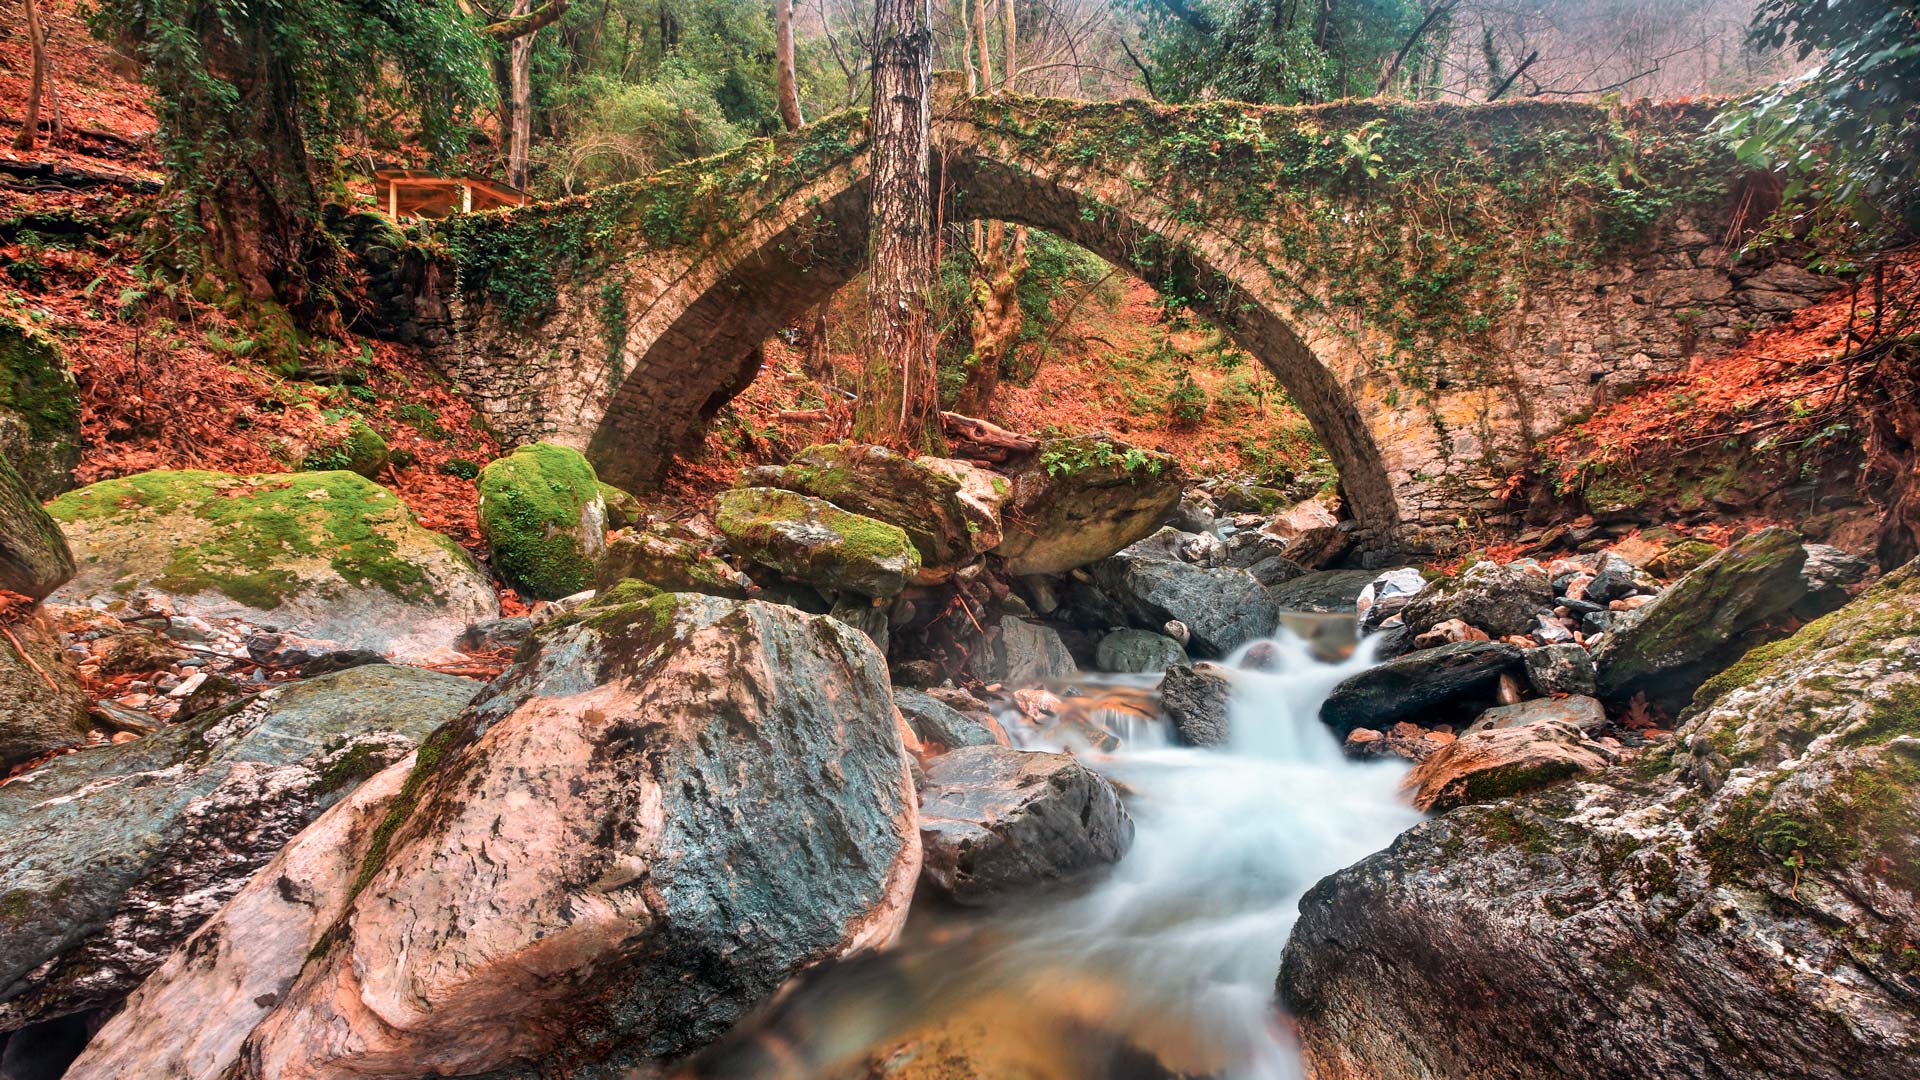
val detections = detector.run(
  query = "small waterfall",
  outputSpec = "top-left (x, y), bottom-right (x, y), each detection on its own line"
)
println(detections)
top-left (687, 629), bottom-right (1422, 1080)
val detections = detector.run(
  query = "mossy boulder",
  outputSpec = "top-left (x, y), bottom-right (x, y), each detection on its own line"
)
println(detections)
top-left (992, 435), bottom-right (1184, 576)
top-left (302, 418), bottom-right (390, 478)
top-left (755, 442), bottom-right (991, 569)
top-left (476, 442), bottom-right (609, 600)
top-left (0, 665), bottom-right (476, 1030)
top-left (0, 609), bottom-right (89, 770)
top-left (1592, 526), bottom-right (1809, 710)
top-left (0, 452), bottom-right (73, 600)
top-left (46, 470), bottom-right (498, 661)
top-left (597, 480), bottom-right (643, 529)
top-left (0, 315), bottom-right (81, 499)
top-left (1279, 561), bottom-right (1920, 1080)
top-left (593, 521), bottom-right (745, 597)
top-left (1644, 537), bottom-right (1720, 578)
top-left (715, 487), bottom-right (920, 598)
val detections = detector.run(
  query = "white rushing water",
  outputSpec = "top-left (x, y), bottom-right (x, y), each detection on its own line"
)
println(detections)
top-left (994, 630), bottom-right (1424, 1078)
top-left (692, 628), bottom-right (1423, 1080)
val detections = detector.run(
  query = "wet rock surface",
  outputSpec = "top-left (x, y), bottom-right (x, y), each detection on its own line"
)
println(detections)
top-left (74, 593), bottom-right (922, 1079)
top-left (1400, 718), bottom-right (1614, 812)
top-left (1319, 641), bottom-right (1524, 735)
top-left (1094, 627), bottom-right (1187, 673)
top-left (1158, 664), bottom-right (1233, 747)
top-left (0, 665), bottom-right (476, 1030)
top-left (917, 745), bottom-right (1133, 905)
top-left (1266, 569), bottom-right (1377, 613)
top-left (0, 610), bottom-right (89, 769)
top-left (1280, 561), bottom-right (1920, 1080)
top-left (0, 454), bottom-right (72, 602)
top-left (1592, 526), bottom-right (1809, 709)
top-left (1087, 545), bottom-right (1273, 658)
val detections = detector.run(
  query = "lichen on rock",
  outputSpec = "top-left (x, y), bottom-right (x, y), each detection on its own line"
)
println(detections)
top-left (46, 469), bottom-right (496, 661)
top-left (715, 486), bottom-right (920, 598)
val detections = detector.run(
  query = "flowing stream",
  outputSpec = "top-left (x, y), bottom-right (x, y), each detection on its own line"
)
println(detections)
top-left (689, 629), bottom-right (1422, 1080)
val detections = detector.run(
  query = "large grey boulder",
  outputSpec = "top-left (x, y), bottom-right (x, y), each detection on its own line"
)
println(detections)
top-left (1095, 627), bottom-right (1187, 673)
top-left (969, 615), bottom-right (1078, 686)
top-left (71, 591), bottom-right (921, 1079)
top-left (593, 522), bottom-right (746, 596)
top-left (1267, 569), bottom-right (1377, 613)
top-left (0, 665), bottom-right (477, 1031)
top-left (46, 470), bottom-right (498, 662)
top-left (0, 609), bottom-right (88, 769)
top-left (1319, 641), bottom-right (1524, 735)
top-left (1399, 560), bottom-right (1553, 639)
top-left (992, 435), bottom-right (1183, 575)
top-left (1279, 560), bottom-right (1920, 1080)
top-left (917, 745), bottom-right (1133, 905)
top-left (1592, 526), bottom-right (1809, 709)
top-left (1088, 545), bottom-right (1273, 657)
top-left (0, 453), bottom-right (72, 601)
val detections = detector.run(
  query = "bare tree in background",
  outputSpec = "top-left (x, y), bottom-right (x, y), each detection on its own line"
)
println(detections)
top-left (13, 0), bottom-right (55, 151)
top-left (856, 0), bottom-right (942, 451)
top-left (486, 0), bottom-right (572, 190)
top-left (776, 0), bottom-right (806, 129)
top-left (954, 0), bottom-right (1030, 414)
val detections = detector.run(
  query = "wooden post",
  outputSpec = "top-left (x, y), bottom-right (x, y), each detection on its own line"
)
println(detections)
top-left (388, 179), bottom-right (399, 219)
top-left (461, 182), bottom-right (472, 213)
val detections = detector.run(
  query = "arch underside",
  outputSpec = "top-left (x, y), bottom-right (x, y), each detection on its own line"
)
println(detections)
top-left (587, 143), bottom-right (1401, 538)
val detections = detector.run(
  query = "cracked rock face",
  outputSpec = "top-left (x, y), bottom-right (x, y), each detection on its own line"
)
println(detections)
top-left (73, 592), bottom-right (920, 1080)
top-left (0, 664), bottom-right (476, 1031)
top-left (1278, 560), bottom-right (1920, 1080)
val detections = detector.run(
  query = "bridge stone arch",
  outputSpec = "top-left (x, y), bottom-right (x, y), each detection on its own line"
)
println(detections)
top-left (412, 81), bottom-right (1824, 554)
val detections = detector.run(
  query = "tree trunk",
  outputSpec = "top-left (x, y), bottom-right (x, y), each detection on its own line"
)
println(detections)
top-left (13, 0), bottom-right (46, 152)
top-left (856, 0), bottom-right (942, 452)
top-left (505, 0), bottom-right (535, 190)
top-left (970, 0), bottom-right (993, 91)
top-left (775, 0), bottom-right (805, 130)
top-left (954, 223), bottom-right (1028, 415)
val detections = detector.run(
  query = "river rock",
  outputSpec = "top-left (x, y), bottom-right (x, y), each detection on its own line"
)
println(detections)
top-left (1795, 542), bottom-right (1870, 619)
top-left (918, 745), bottom-right (1133, 905)
top-left (1400, 719), bottom-right (1615, 812)
top-left (0, 609), bottom-right (89, 769)
top-left (1267, 569), bottom-right (1376, 613)
top-left (1095, 627), bottom-right (1188, 673)
top-left (895, 688), bottom-right (1004, 750)
top-left (1089, 546), bottom-right (1273, 657)
top-left (757, 443), bottom-right (991, 568)
top-left (1399, 560), bottom-right (1553, 638)
top-left (1356, 567), bottom-right (1426, 632)
top-left (78, 591), bottom-right (921, 1079)
top-left (969, 615), bottom-right (1078, 685)
top-left (477, 442), bottom-right (609, 600)
top-left (1319, 641), bottom-right (1524, 735)
top-left (596, 480), bottom-right (643, 528)
top-left (1279, 559), bottom-right (1920, 1080)
top-left (716, 487), bottom-right (920, 597)
top-left (0, 316), bottom-right (81, 500)
top-left (1592, 526), bottom-right (1809, 709)
top-left (1522, 642), bottom-right (1597, 697)
top-left (593, 521), bottom-right (746, 596)
top-left (1159, 663), bottom-right (1233, 747)
top-left (1219, 530), bottom-right (1308, 586)
top-left (0, 454), bottom-right (72, 601)
top-left (0, 665), bottom-right (475, 1031)
top-left (46, 470), bottom-right (498, 662)
top-left (992, 435), bottom-right (1183, 575)
top-left (1644, 537), bottom-right (1719, 578)
top-left (1467, 694), bottom-right (1607, 735)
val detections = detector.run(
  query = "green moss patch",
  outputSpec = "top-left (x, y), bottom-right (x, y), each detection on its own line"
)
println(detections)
top-left (302, 419), bottom-right (391, 477)
top-left (47, 469), bottom-right (450, 611)
top-left (476, 443), bottom-right (606, 600)
top-left (0, 317), bottom-right (79, 443)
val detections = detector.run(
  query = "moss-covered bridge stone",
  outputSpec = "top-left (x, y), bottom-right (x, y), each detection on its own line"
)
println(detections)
top-left (390, 79), bottom-right (1832, 555)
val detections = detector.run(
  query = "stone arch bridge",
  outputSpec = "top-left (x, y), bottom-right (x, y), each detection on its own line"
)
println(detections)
top-left (387, 77), bottom-right (1831, 553)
